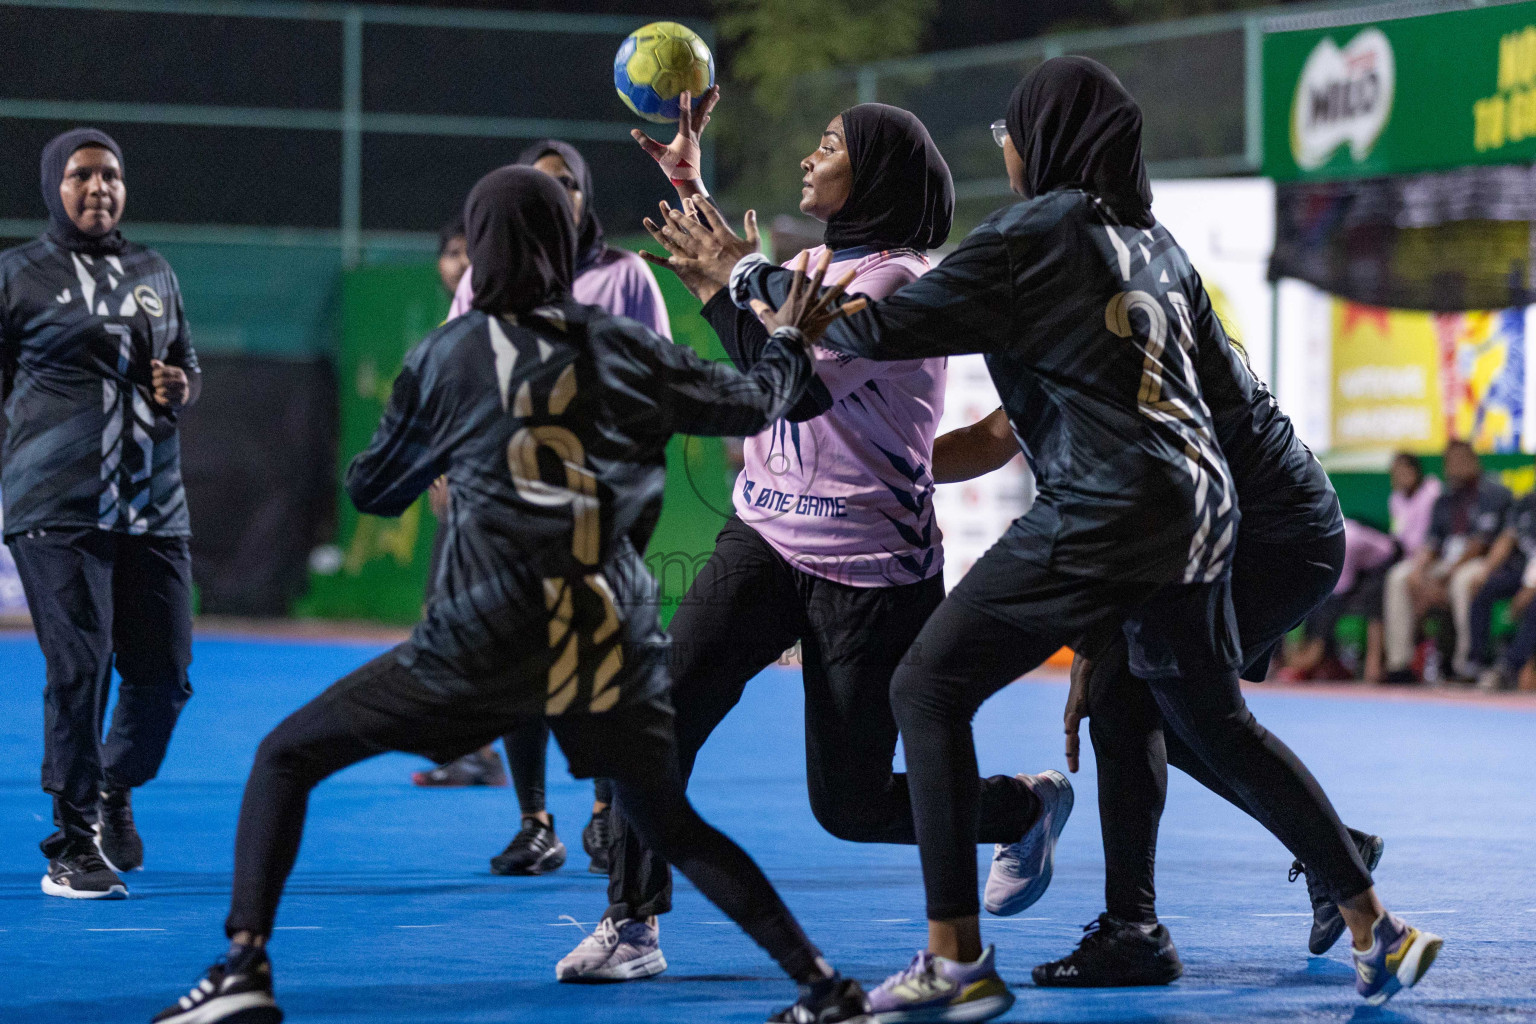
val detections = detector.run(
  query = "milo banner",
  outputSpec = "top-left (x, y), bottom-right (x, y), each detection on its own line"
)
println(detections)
top-left (1264, 3), bottom-right (1536, 181)
top-left (1331, 300), bottom-right (1530, 455)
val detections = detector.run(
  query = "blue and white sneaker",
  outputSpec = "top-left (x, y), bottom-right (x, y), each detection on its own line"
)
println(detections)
top-left (866, 946), bottom-right (1013, 1023)
top-left (1352, 912), bottom-right (1442, 1006)
top-left (984, 770), bottom-right (1073, 916)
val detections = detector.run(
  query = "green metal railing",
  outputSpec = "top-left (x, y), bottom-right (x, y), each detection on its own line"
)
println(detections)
top-left (0, 0), bottom-right (710, 264)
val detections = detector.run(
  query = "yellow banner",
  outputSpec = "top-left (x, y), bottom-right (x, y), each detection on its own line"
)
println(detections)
top-left (1331, 301), bottom-right (1525, 455)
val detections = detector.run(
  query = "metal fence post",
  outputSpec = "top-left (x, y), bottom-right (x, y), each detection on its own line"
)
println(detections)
top-left (1244, 15), bottom-right (1264, 173)
top-left (856, 67), bottom-right (878, 105)
top-left (341, 5), bottom-right (363, 267)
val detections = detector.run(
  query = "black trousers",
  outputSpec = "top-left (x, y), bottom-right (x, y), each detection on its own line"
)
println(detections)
top-left (888, 531), bottom-right (1369, 922)
top-left (225, 646), bottom-right (825, 984)
top-left (1090, 531), bottom-right (1372, 923)
top-left (1469, 555), bottom-right (1527, 668)
top-left (605, 517), bottom-right (1035, 921)
top-left (500, 718), bottom-right (611, 817)
top-left (10, 527), bottom-right (193, 856)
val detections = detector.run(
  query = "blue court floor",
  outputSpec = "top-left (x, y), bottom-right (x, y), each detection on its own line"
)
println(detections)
top-left (0, 633), bottom-right (1533, 1024)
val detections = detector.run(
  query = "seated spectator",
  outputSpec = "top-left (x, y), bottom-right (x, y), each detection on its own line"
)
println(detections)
top-left (1383, 440), bottom-right (1513, 682)
top-left (1286, 451), bottom-right (1439, 682)
top-left (1461, 480), bottom-right (1536, 681)
top-left (1468, 491), bottom-right (1536, 693)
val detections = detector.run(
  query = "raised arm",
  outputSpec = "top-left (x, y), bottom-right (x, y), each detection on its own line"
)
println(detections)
top-left (732, 223), bottom-right (1014, 361)
top-left (700, 289), bottom-right (833, 421)
top-left (633, 323), bottom-right (815, 437)
top-left (344, 362), bottom-right (447, 517)
top-left (632, 86), bottom-right (719, 205)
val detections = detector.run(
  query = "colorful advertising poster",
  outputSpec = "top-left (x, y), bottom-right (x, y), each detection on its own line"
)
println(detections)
top-left (1331, 301), bottom-right (1526, 455)
top-left (1264, 4), bottom-right (1536, 182)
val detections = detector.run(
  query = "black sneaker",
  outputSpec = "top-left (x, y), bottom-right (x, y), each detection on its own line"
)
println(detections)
top-left (411, 747), bottom-right (508, 787)
top-left (1291, 828), bottom-right (1385, 955)
top-left (490, 815), bottom-right (567, 875)
top-left (97, 786), bottom-right (144, 872)
top-left (767, 974), bottom-right (871, 1023)
top-left (1033, 914), bottom-right (1183, 987)
top-left (152, 944), bottom-right (282, 1024)
top-left (42, 844), bottom-right (127, 899)
top-left (583, 807), bottom-right (614, 875)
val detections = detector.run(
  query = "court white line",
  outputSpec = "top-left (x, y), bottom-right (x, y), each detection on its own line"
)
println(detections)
top-left (395, 924), bottom-right (444, 929)
top-left (274, 926), bottom-right (323, 931)
top-left (874, 918), bottom-right (911, 923)
top-left (1254, 913), bottom-right (1313, 918)
top-left (87, 927), bottom-right (166, 932)
top-left (1160, 915), bottom-right (1190, 919)
top-left (1396, 910), bottom-right (1457, 915)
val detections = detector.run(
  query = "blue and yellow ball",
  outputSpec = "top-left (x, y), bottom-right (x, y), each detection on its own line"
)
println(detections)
top-left (614, 21), bottom-right (715, 124)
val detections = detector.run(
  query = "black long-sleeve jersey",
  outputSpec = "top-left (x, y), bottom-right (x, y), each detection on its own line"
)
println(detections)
top-left (346, 300), bottom-right (812, 716)
top-left (0, 237), bottom-right (200, 539)
top-left (737, 190), bottom-right (1239, 585)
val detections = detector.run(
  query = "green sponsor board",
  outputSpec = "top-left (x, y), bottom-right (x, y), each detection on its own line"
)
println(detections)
top-left (1264, 3), bottom-right (1536, 181)
top-left (296, 241), bottom-right (734, 626)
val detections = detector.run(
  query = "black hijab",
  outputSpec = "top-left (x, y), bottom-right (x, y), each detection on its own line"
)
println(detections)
top-left (465, 165), bottom-right (576, 316)
top-left (825, 103), bottom-right (953, 252)
top-left (40, 127), bottom-right (127, 256)
top-left (517, 139), bottom-right (607, 274)
top-left (1005, 56), bottom-right (1154, 229)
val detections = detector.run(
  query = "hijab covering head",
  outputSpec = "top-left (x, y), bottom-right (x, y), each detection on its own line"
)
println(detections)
top-left (1005, 56), bottom-right (1154, 229)
top-left (517, 139), bottom-right (607, 274)
top-left (40, 127), bottom-right (127, 255)
top-left (825, 103), bottom-right (953, 252)
top-left (465, 165), bottom-right (576, 315)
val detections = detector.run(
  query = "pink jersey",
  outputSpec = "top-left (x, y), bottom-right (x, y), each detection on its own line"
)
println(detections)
top-left (450, 247), bottom-right (671, 338)
top-left (735, 246), bottom-right (946, 587)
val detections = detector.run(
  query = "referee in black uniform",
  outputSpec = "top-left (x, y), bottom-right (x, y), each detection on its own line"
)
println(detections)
top-left (0, 128), bottom-right (199, 899)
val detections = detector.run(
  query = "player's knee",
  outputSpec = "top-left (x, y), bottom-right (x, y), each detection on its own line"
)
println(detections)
top-left (807, 787), bottom-right (881, 843)
top-left (251, 725), bottom-right (326, 783)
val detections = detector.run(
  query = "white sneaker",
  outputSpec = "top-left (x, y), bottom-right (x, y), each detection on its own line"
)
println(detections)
top-left (984, 770), bottom-right (1074, 916)
top-left (555, 916), bottom-right (667, 983)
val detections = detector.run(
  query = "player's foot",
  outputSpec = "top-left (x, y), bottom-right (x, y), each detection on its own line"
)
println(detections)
top-left (491, 815), bottom-right (566, 875)
top-left (556, 916), bottom-right (667, 982)
top-left (583, 807), bottom-right (613, 875)
top-left (984, 769), bottom-right (1073, 916)
top-left (97, 786), bottom-right (144, 872)
top-left (42, 844), bottom-right (127, 899)
top-left (411, 747), bottom-right (507, 787)
top-left (1290, 828), bottom-right (1384, 955)
top-left (1032, 914), bottom-right (1182, 988)
top-left (866, 945), bottom-right (1013, 1022)
top-left (1352, 912), bottom-right (1441, 1006)
top-left (767, 974), bottom-right (871, 1023)
top-left (152, 944), bottom-right (282, 1023)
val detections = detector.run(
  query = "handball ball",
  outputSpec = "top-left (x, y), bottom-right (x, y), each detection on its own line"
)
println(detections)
top-left (614, 21), bottom-right (715, 123)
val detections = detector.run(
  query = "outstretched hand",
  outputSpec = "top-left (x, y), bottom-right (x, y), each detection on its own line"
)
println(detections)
top-left (747, 249), bottom-right (867, 348)
top-left (640, 195), bottom-right (760, 303)
top-left (632, 86), bottom-right (719, 186)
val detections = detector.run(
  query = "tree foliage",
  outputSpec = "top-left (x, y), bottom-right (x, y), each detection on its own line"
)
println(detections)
top-left (716, 0), bottom-right (937, 113)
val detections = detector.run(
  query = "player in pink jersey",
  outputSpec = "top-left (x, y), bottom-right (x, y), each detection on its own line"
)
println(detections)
top-left (555, 90), bottom-right (1054, 985)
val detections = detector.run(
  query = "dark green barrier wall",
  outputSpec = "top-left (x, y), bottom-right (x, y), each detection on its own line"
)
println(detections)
top-left (296, 238), bottom-right (733, 625)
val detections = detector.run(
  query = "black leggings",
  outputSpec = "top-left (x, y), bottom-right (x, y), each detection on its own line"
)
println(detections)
top-left (501, 718), bottom-right (612, 817)
top-left (606, 517), bottom-right (1036, 921)
top-left (890, 535), bottom-right (1372, 922)
top-left (1091, 530), bottom-right (1368, 923)
top-left (225, 647), bottom-right (825, 984)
